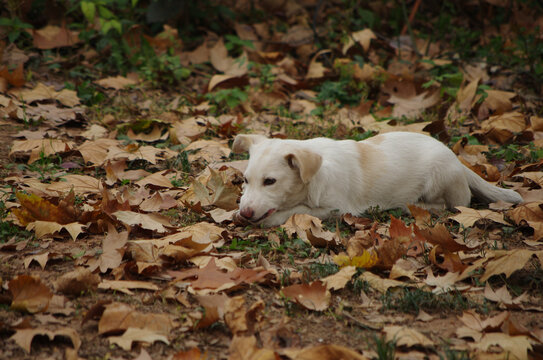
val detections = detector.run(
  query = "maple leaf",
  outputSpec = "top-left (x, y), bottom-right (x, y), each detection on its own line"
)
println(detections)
top-left (98, 302), bottom-right (176, 336)
top-left (9, 327), bottom-right (80, 353)
top-left (383, 325), bottom-right (434, 347)
top-left (283, 214), bottom-right (342, 247)
top-left (95, 75), bottom-right (139, 90)
top-left (53, 267), bottom-right (100, 296)
top-left (30, 25), bottom-right (80, 49)
top-left (480, 249), bottom-right (543, 282)
top-left (470, 333), bottom-right (532, 360)
top-left (287, 344), bottom-right (370, 360)
top-left (343, 28), bottom-right (376, 53)
top-left (450, 206), bottom-right (509, 228)
top-left (98, 280), bottom-right (159, 295)
top-left (109, 327), bottom-right (169, 351)
top-left (333, 251), bottom-right (378, 269)
top-left (9, 138), bottom-right (73, 164)
top-left (507, 203), bottom-right (543, 241)
top-left (281, 281), bottom-right (330, 311)
top-left (8, 275), bottom-right (53, 313)
top-left (321, 266), bottom-right (357, 291)
top-left (170, 258), bottom-right (270, 293)
top-left (113, 210), bottom-right (173, 233)
top-left (229, 335), bottom-right (277, 360)
top-left (359, 271), bottom-right (409, 293)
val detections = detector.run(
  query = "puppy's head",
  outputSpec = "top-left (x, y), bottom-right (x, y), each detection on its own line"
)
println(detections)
top-left (233, 134), bottom-right (322, 224)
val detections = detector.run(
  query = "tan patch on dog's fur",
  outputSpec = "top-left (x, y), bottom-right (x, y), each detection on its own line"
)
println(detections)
top-left (356, 141), bottom-right (383, 189)
top-left (364, 134), bottom-right (385, 145)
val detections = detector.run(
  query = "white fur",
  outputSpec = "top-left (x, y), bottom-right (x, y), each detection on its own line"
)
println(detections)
top-left (233, 132), bottom-right (523, 226)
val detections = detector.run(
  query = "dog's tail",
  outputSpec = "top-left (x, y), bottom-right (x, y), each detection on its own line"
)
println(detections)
top-left (464, 167), bottom-right (523, 204)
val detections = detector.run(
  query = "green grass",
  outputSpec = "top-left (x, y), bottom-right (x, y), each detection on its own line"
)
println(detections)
top-left (381, 287), bottom-right (490, 315)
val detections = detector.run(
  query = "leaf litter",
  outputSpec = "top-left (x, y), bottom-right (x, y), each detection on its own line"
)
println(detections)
top-left (1, 2), bottom-right (543, 359)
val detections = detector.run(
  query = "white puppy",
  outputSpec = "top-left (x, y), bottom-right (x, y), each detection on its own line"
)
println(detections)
top-left (232, 132), bottom-right (522, 227)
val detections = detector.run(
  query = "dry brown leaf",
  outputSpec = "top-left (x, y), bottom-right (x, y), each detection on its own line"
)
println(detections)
top-left (27, 221), bottom-right (85, 240)
top-left (185, 140), bottom-right (232, 163)
top-left (53, 267), bottom-right (100, 296)
top-left (99, 226), bottom-right (128, 273)
top-left (288, 344), bottom-right (370, 360)
top-left (31, 25), bottom-right (80, 49)
top-left (321, 266), bottom-right (356, 291)
top-left (481, 111), bottom-right (527, 144)
top-left (447, 78), bottom-right (479, 120)
top-left (8, 275), bottom-right (53, 313)
top-left (483, 284), bottom-right (529, 309)
top-left (470, 333), bottom-right (532, 360)
top-left (98, 280), bottom-right (159, 295)
top-left (459, 310), bottom-right (509, 333)
top-left (388, 91), bottom-right (440, 118)
top-left (281, 281), bottom-right (331, 311)
top-left (359, 271), bottom-right (407, 293)
top-left (14, 82), bottom-right (79, 107)
top-left (418, 223), bottom-right (470, 252)
top-left (95, 75), bottom-right (138, 90)
top-left (424, 270), bottom-right (462, 294)
top-left (10, 138), bottom-right (73, 163)
top-left (283, 214), bottom-right (341, 247)
top-left (343, 29), bottom-right (376, 53)
top-left (507, 202), bottom-right (543, 240)
top-left (98, 302), bottom-right (175, 335)
top-left (480, 249), bottom-right (543, 282)
top-left (383, 325), bottom-right (434, 347)
top-left (109, 327), bottom-right (169, 351)
top-left (23, 252), bottom-right (50, 269)
top-left (46, 174), bottom-right (101, 195)
top-left (170, 258), bottom-right (270, 293)
top-left (450, 206), bottom-right (509, 228)
top-left (113, 210), bottom-right (172, 233)
top-left (9, 327), bottom-right (80, 353)
top-left (229, 335), bottom-right (277, 360)
top-left (194, 293), bottom-right (228, 329)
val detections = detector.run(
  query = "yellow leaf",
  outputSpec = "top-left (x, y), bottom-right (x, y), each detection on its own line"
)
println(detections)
top-left (333, 250), bottom-right (378, 269)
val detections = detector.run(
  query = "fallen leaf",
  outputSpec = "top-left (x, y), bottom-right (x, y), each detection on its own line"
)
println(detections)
top-left (95, 75), bottom-right (138, 90)
top-left (470, 333), bottom-right (532, 360)
top-left (383, 325), bottom-right (434, 347)
top-left (113, 211), bottom-right (173, 233)
top-left (14, 82), bottom-right (80, 107)
top-left (288, 344), bottom-right (370, 360)
top-left (99, 226), bottom-right (128, 273)
top-left (109, 327), bottom-right (169, 351)
top-left (8, 275), bottom-right (53, 313)
top-left (281, 281), bottom-right (330, 311)
top-left (450, 206), bottom-right (509, 228)
top-left (10, 327), bottom-right (80, 353)
top-left (229, 335), bottom-right (276, 360)
top-left (98, 280), bottom-right (159, 295)
top-left (31, 25), bottom-right (80, 49)
top-left (480, 249), bottom-right (543, 282)
top-left (98, 302), bottom-right (175, 335)
top-left (10, 138), bottom-right (73, 164)
top-left (321, 266), bottom-right (356, 291)
top-left (343, 29), bottom-right (376, 53)
top-left (458, 310), bottom-right (509, 333)
top-left (53, 267), bottom-right (100, 296)
top-left (359, 271), bottom-right (408, 293)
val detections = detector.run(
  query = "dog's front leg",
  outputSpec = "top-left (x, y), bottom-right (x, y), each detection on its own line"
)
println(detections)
top-left (261, 205), bottom-right (333, 227)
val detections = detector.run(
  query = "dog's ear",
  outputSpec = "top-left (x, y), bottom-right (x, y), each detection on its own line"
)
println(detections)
top-left (285, 149), bottom-right (322, 184)
top-left (232, 134), bottom-right (268, 153)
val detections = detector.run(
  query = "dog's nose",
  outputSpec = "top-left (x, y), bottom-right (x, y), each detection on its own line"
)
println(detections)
top-left (240, 207), bottom-right (254, 219)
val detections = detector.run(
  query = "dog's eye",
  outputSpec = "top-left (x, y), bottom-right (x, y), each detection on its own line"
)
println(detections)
top-left (263, 178), bottom-right (276, 186)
